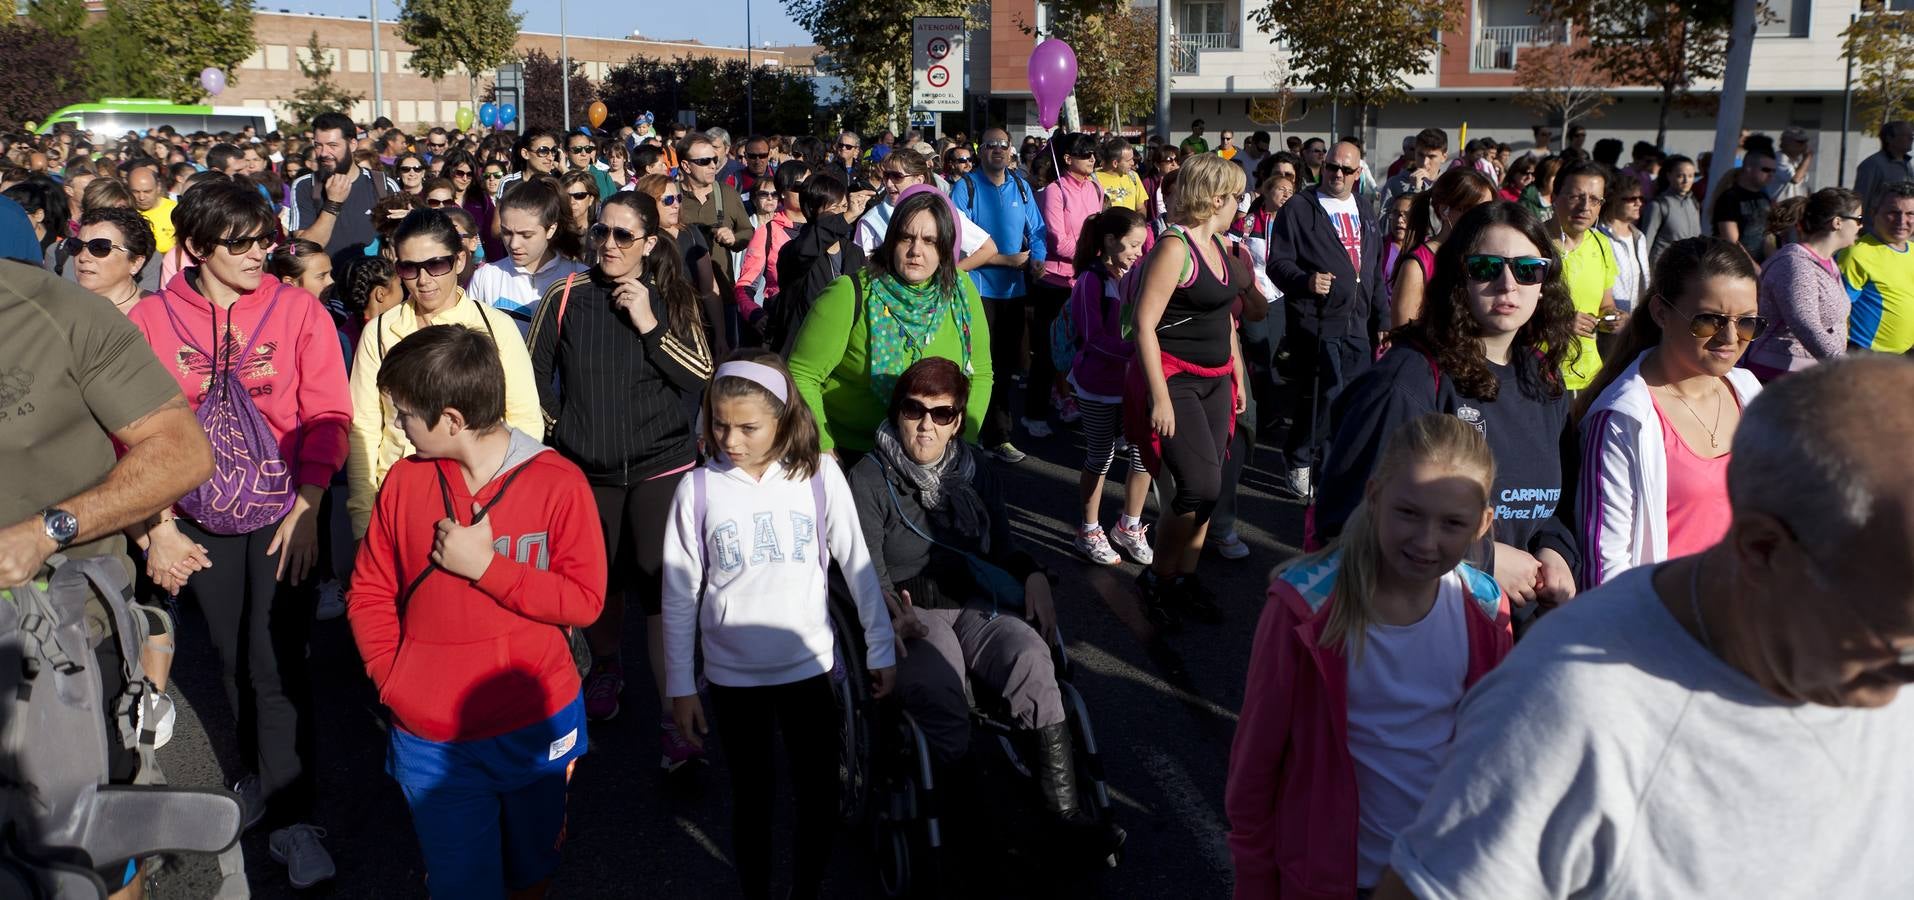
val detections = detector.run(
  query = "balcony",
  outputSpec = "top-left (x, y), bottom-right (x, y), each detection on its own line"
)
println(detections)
top-left (1471, 23), bottom-right (1565, 71)
top-left (1170, 33), bottom-right (1239, 75)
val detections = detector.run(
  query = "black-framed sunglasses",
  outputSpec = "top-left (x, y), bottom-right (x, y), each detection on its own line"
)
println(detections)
top-left (426, 197), bottom-right (456, 208)
top-left (1658, 296), bottom-right (1768, 342)
top-left (899, 398), bottom-right (960, 426)
top-left (588, 223), bottom-right (641, 248)
top-left (568, 144), bottom-right (595, 154)
top-left (838, 142), bottom-right (861, 151)
top-left (685, 155), bottom-right (720, 167)
top-left (211, 234), bottom-right (274, 254)
top-left (483, 171), bottom-right (505, 181)
top-left (949, 155), bottom-right (974, 165)
top-left (530, 146), bottom-right (560, 158)
top-left (660, 194), bottom-right (680, 206)
top-left (63, 237), bottom-right (131, 259)
top-left (398, 164), bottom-right (424, 173)
top-left (567, 191), bottom-right (593, 202)
top-left (1321, 162), bottom-right (1360, 177)
top-left (1464, 254), bottom-right (1552, 286)
top-left (450, 168), bottom-right (474, 178)
top-left (983, 140), bottom-right (1011, 149)
top-left (396, 255), bottom-right (457, 280)
top-left (745, 152), bottom-right (771, 160)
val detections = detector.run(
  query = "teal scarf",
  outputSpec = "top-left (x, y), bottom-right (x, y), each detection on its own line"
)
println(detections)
top-left (865, 270), bottom-right (973, 402)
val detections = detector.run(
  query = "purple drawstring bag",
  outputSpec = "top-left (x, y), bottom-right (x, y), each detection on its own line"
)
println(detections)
top-left (162, 286), bottom-right (296, 534)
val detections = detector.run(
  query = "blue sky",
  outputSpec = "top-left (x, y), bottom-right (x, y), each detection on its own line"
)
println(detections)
top-left (268, 0), bottom-right (811, 47)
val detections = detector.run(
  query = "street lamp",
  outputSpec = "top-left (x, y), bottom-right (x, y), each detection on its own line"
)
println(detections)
top-left (561, 0), bottom-right (571, 132)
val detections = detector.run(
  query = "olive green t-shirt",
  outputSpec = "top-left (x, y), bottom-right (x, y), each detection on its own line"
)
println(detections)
top-left (0, 261), bottom-right (180, 565)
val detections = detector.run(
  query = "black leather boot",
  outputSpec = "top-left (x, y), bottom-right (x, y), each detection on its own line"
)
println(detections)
top-left (1034, 723), bottom-right (1126, 861)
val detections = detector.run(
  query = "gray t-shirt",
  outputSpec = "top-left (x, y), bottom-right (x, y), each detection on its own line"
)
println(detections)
top-left (1391, 565), bottom-right (1914, 898)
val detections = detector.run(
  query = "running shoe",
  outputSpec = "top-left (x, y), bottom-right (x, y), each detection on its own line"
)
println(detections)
top-left (1021, 416), bottom-right (1054, 439)
top-left (1074, 525), bottom-right (1121, 566)
top-left (991, 442), bottom-right (1028, 464)
top-left (1285, 466), bottom-right (1313, 499)
top-left (149, 692), bottom-right (175, 749)
top-left (1173, 574), bottom-right (1225, 625)
top-left (660, 712), bottom-right (707, 771)
top-left (232, 774), bottom-right (265, 832)
top-left (268, 824), bottom-right (335, 889)
top-left (1058, 395), bottom-right (1082, 424)
top-left (1110, 521), bottom-right (1155, 566)
top-left (583, 658), bottom-right (625, 721)
top-left (1134, 569), bottom-right (1181, 631)
top-left (1214, 531), bottom-right (1250, 560)
top-left (313, 579), bottom-right (347, 621)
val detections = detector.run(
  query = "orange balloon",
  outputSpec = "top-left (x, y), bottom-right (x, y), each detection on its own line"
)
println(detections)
top-left (588, 101), bottom-right (608, 129)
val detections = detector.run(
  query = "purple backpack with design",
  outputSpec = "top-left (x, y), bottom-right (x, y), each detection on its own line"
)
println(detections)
top-left (163, 286), bottom-right (296, 534)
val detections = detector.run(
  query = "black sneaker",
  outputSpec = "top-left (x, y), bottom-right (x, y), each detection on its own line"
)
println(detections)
top-left (1172, 574), bottom-right (1225, 625)
top-left (1134, 569), bottom-right (1182, 631)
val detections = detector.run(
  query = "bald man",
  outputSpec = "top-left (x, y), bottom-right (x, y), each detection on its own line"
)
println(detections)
top-left (1365, 356), bottom-right (1914, 898)
top-left (127, 165), bottom-right (176, 255)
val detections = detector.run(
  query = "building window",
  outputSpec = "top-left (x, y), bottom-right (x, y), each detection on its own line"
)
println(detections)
top-left (265, 44), bottom-right (290, 70)
top-left (397, 100), bottom-right (417, 124)
top-left (241, 49), bottom-right (264, 70)
top-left (395, 50), bottom-right (412, 72)
top-left (348, 48), bottom-right (369, 72)
top-left (1757, 0), bottom-right (1810, 37)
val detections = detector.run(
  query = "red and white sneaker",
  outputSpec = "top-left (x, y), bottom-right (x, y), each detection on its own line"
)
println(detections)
top-left (1110, 521), bottom-right (1155, 566)
top-left (583, 658), bottom-right (625, 721)
top-left (660, 712), bottom-right (708, 771)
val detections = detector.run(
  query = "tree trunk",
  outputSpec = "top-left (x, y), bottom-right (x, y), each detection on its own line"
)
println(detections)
top-left (1656, 82), bottom-right (1673, 147)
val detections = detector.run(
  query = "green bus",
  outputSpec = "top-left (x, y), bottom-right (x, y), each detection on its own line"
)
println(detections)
top-left (35, 99), bottom-right (279, 138)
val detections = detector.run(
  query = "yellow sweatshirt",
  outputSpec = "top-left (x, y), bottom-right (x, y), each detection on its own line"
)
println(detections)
top-left (347, 290), bottom-right (544, 537)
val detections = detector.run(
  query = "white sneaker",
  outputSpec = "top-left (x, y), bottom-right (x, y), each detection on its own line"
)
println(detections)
top-left (268, 824), bottom-right (335, 889)
top-left (1109, 521), bottom-right (1154, 566)
top-left (1074, 525), bottom-right (1121, 565)
top-left (1285, 466), bottom-right (1314, 499)
top-left (1214, 531), bottom-right (1250, 560)
top-left (149, 693), bottom-right (175, 749)
top-left (314, 579), bottom-right (347, 621)
top-left (1020, 417), bottom-right (1054, 438)
top-left (991, 442), bottom-right (1028, 464)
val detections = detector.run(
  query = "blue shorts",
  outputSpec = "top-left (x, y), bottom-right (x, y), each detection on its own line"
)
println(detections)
top-left (389, 695), bottom-right (587, 899)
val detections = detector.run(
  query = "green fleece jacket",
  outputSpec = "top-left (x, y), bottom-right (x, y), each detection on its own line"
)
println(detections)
top-left (787, 270), bottom-right (993, 453)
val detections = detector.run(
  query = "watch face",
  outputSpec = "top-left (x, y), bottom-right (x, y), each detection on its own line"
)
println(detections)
top-left (45, 509), bottom-right (78, 543)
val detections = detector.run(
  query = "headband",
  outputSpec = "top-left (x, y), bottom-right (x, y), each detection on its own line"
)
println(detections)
top-left (714, 360), bottom-right (788, 403)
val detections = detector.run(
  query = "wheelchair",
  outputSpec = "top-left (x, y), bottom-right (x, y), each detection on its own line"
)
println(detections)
top-left (827, 592), bottom-right (1120, 898)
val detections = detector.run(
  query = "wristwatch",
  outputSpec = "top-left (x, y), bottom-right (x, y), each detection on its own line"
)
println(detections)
top-left (40, 508), bottom-right (78, 549)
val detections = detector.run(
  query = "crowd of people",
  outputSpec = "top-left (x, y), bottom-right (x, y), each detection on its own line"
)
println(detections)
top-left (2, 101), bottom-right (1913, 900)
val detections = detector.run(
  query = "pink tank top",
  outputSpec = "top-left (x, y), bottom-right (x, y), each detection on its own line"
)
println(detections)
top-left (1651, 394), bottom-right (1734, 559)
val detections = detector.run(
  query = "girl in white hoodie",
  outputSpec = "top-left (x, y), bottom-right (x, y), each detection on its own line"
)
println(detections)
top-left (661, 350), bottom-right (896, 900)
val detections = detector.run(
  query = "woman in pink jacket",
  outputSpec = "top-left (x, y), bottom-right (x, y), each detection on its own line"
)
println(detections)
top-left (1029, 131), bottom-right (1105, 430)
top-left (732, 161), bottom-right (809, 336)
top-left (1227, 414), bottom-right (1512, 899)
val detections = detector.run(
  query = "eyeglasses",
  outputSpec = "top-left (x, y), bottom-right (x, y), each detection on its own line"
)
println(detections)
top-left (754, 193), bottom-right (779, 202)
top-left (210, 234), bottom-right (274, 254)
top-left (588, 223), bottom-right (641, 248)
top-left (1464, 254), bottom-right (1552, 285)
top-left (881, 171), bottom-right (911, 183)
top-left (395, 255), bottom-right (457, 281)
top-left (745, 152), bottom-right (771, 160)
top-left (1658, 297), bottom-right (1769, 342)
top-left (567, 191), bottom-right (592, 202)
top-left (899, 398), bottom-right (960, 426)
top-left (660, 193), bottom-right (680, 206)
top-left (530, 146), bottom-right (559, 158)
top-left (63, 237), bottom-right (131, 258)
top-left (1837, 214), bottom-right (1866, 224)
top-left (426, 196), bottom-right (456, 207)
top-left (1623, 196), bottom-right (1645, 204)
top-left (686, 156), bottom-right (720, 167)
top-left (483, 171), bottom-right (504, 181)
top-left (838, 142), bottom-right (861, 151)
top-left (429, 142), bottom-right (448, 150)
top-left (569, 145), bottom-right (595, 154)
top-left (398, 165), bottom-right (424, 173)
top-left (450, 168), bottom-right (474, 178)
top-left (950, 155), bottom-right (974, 165)
top-left (1321, 163), bottom-right (1359, 176)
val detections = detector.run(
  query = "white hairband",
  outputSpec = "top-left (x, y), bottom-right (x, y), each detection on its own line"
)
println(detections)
top-left (714, 360), bottom-right (788, 403)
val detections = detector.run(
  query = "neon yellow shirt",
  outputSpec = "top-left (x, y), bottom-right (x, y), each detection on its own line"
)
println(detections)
top-left (1840, 234), bottom-right (1914, 353)
top-left (1094, 170), bottom-right (1144, 211)
top-left (140, 198), bottom-right (177, 255)
top-left (1557, 228), bottom-right (1617, 391)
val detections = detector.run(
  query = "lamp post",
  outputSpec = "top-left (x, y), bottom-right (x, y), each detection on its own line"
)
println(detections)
top-left (561, 0), bottom-right (571, 132)
top-left (370, 0), bottom-right (383, 125)
top-left (746, 0), bottom-right (755, 135)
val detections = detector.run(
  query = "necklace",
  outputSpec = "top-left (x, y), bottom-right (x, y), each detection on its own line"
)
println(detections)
top-left (111, 284), bottom-right (142, 313)
top-left (1663, 378), bottom-right (1725, 448)
top-left (1687, 557), bottom-right (1716, 653)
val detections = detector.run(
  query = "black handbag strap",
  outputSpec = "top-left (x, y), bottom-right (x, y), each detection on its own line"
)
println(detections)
top-left (394, 457), bottom-right (536, 621)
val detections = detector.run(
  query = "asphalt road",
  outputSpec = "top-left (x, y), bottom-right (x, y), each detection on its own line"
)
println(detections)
top-left (150, 422), bottom-right (1308, 900)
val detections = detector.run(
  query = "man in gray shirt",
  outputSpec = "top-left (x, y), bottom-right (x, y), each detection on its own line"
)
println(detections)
top-left (1854, 120), bottom-right (1914, 219)
top-left (1377, 355), bottom-right (1914, 899)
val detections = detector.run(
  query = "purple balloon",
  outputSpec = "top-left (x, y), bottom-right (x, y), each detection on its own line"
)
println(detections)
top-left (1027, 39), bottom-right (1078, 130)
top-left (200, 67), bottom-right (226, 97)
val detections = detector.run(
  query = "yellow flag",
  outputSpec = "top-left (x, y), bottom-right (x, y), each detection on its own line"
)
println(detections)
top-left (1459, 122), bottom-right (1469, 148)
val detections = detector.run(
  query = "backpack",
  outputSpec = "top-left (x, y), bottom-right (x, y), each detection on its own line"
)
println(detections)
top-left (0, 555), bottom-right (243, 898)
top-left (162, 286), bottom-right (297, 536)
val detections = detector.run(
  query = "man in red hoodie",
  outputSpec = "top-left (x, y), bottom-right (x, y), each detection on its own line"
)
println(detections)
top-left (348, 325), bottom-right (606, 899)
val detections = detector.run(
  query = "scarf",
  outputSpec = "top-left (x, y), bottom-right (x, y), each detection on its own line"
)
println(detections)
top-left (873, 420), bottom-right (988, 545)
top-left (865, 269), bottom-right (973, 402)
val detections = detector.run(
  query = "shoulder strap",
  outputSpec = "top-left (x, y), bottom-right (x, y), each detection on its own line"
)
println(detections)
top-left (397, 458), bottom-right (537, 619)
top-left (467, 293), bottom-right (497, 340)
top-left (555, 273), bottom-right (579, 341)
top-left (1163, 226), bottom-right (1195, 286)
top-left (693, 467), bottom-right (710, 600)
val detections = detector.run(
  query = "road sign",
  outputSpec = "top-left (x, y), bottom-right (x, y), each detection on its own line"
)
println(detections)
top-left (912, 17), bottom-right (965, 113)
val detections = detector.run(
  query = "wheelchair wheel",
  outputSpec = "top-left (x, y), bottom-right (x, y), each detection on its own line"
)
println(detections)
top-left (876, 816), bottom-right (913, 898)
top-left (830, 602), bottom-right (873, 826)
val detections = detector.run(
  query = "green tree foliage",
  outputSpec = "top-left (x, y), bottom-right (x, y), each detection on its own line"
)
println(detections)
top-left (128, 0), bottom-right (257, 103)
top-left (398, 0), bottom-right (522, 109)
top-left (285, 32), bottom-right (366, 134)
top-left (785, 0), bottom-right (969, 134)
top-left (482, 49), bottom-right (594, 132)
top-left (25, 0), bottom-right (90, 40)
top-left (0, 23), bottom-right (90, 131)
top-left (82, 0), bottom-right (168, 100)
top-left (1844, 3), bottom-right (1914, 131)
top-left (600, 57), bottom-right (817, 137)
top-left (1249, 0), bottom-right (1462, 135)
top-left (1035, 0), bottom-right (1157, 131)
top-left (1533, 0), bottom-right (1736, 146)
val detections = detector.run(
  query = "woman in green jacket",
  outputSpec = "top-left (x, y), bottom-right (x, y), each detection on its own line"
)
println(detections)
top-left (788, 186), bottom-right (993, 461)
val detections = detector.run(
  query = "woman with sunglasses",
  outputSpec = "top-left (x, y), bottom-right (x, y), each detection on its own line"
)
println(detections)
top-left (1598, 177), bottom-right (1652, 343)
top-left (636, 173), bottom-right (727, 354)
top-left (1745, 187), bottom-right (1863, 382)
top-left (1576, 236), bottom-right (1764, 589)
top-left (124, 178), bottom-right (352, 885)
top-left (393, 151), bottom-right (428, 196)
top-left (559, 169), bottom-right (600, 234)
top-left (852, 150), bottom-right (996, 272)
top-left (1318, 202), bottom-right (1583, 610)
top-left (468, 178), bottom-right (587, 334)
top-left (444, 149), bottom-right (505, 263)
top-left (527, 191), bottom-right (713, 746)
top-left (347, 209), bottom-right (545, 541)
top-left (734, 161), bottom-right (810, 334)
top-left (70, 206), bottom-right (156, 316)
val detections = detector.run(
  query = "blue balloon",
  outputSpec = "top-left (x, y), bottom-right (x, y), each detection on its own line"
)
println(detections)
top-left (478, 103), bottom-right (498, 128)
top-left (499, 104), bottom-right (518, 126)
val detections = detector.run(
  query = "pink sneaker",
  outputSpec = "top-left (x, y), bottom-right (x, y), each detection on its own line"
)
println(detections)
top-left (660, 712), bottom-right (707, 771)
top-left (583, 659), bottom-right (625, 721)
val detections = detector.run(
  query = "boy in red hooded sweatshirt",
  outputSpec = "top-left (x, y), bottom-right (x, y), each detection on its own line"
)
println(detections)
top-left (348, 324), bottom-right (606, 899)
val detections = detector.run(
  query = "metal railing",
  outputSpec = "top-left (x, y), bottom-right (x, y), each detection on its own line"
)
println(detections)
top-left (1472, 24), bottom-right (1565, 71)
top-left (1170, 32), bottom-right (1241, 75)
top-left (1181, 31), bottom-right (1240, 50)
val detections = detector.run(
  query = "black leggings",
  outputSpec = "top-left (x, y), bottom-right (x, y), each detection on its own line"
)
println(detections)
top-left (591, 470), bottom-right (687, 617)
top-left (980, 282), bottom-right (1070, 442)
top-left (709, 675), bottom-right (838, 900)
top-left (1160, 373), bottom-right (1232, 520)
top-left (177, 520), bottom-right (317, 828)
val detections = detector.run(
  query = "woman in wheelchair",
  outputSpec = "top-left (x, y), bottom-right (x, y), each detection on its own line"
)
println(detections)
top-left (848, 357), bottom-right (1124, 858)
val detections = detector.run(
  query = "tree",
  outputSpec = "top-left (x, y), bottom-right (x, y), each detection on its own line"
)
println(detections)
top-left (96, 0), bottom-right (258, 104)
top-left (23, 0), bottom-right (92, 106)
top-left (285, 32), bottom-right (365, 134)
top-left (397, 0), bottom-right (522, 110)
top-left (600, 56), bottom-right (817, 137)
top-left (785, 0), bottom-right (970, 134)
top-left (1249, 60), bottom-right (1305, 146)
top-left (1249, 0), bottom-right (1463, 136)
top-left (1514, 44), bottom-right (1614, 137)
top-left (1033, 1), bottom-right (1156, 131)
top-left (1534, 0), bottom-right (1736, 146)
top-left (1844, 3), bottom-right (1914, 132)
top-left (0, 23), bottom-right (89, 131)
top-left (483, 49), bottom-right (593, 133)
top-left (83, 0), bottom-right (167, 100)
top-left (25, 0), bottom-right (90, 40)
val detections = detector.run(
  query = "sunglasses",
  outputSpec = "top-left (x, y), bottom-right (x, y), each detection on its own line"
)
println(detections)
top-left (983, 140), bottom-right (1011, 149)
top-left (483, 171), bottom-right (504, 180)
top-left (589, 223), bottom-right (641, 247)
top-left (563, 191), bottom-right (593, 203)
top-left (746, 152), bottom-right (771, 160)
top-left (686, 156), bottom-right (720, 167)
top-left (63, 237), bottom-right (131, 258)
top-left (396, 255), bottom-right (457, 280)
top-left (839, 143), bottom-right (861, 151)
top-left (1321, 163), bottom-right (1360, 176)
top-left (569, 145), bottom-right (595, 154)
top-left (450, 168), bottom-right (473, 178)
top-left (427, 196), bottom-right (456, 207)
top-left (899, 398), bottom-right (960, 426)
top-left (1464, 254), bottom-right (1552, 285)
top-left (398, 165), bottom-right (424, 173)
top-left (211, 234), bottom-right (274, 254)
top-left (950, 156), bottom-right (974, 164)
top-left (530, 146), bottom-right (559, 157)
top-left (660, 193), bottom-right (680, 206)
top-left (1658, 297), bottom-right (1769, 342)
top-left (754, 192), bottom-right (779, 201)
top-left (881, 171), bottom-right (911, 183)
top-left (429, 142), bottom-right (448, 150)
